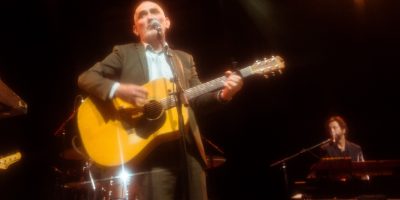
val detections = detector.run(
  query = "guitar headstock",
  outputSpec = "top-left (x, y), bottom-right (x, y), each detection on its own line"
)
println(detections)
top-left (0, 152), bottom-right (22, 170)
top-left (249, 56), bottom-right (285, 78)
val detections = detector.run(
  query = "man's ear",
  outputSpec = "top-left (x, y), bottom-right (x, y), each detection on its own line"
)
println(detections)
top-left (165, 17), bottom-right (171, 29)
top-left (133, 24), bottom-right (139, 36)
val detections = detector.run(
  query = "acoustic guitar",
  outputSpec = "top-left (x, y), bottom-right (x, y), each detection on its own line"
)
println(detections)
top-left (77, 56), bottom-right (285, 166)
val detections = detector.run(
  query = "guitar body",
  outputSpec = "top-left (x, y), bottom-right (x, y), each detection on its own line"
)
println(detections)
top-left (77, 78), bottom-right (189, 167)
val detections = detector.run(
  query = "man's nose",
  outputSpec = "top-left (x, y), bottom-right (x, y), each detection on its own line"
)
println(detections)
top-left (146, 14), bottom-right (157, 22)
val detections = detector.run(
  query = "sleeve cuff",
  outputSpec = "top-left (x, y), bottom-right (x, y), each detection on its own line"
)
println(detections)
top-left (109, 82), bottom-right (120, 99)
top-left (216, 90), bottom-right (231, 103)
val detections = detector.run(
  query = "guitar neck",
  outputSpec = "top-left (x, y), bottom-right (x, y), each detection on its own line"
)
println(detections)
top-left (185, 76), bottom-right (226, 100)
top-left (159, 66), bottom-right (253, 109)
top-left (159, 55), bottom-right (284, 109)
top-left (185, 66), bottom-right (254, 100)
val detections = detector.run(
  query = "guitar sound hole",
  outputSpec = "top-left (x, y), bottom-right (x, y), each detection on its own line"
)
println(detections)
top-left (143, 100), bottom-right (164, 120)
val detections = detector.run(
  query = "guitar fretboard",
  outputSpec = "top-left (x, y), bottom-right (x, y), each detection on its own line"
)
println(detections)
top-left (158, 66), bottom-right (254, 109)
top-left (157, 56), bottom-right (283, 110)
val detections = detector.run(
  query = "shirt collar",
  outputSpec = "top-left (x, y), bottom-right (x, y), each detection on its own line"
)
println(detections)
top-left (143, 42), bottom-right (169, 54)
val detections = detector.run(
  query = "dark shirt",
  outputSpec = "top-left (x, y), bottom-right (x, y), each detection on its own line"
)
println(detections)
top-left (320, 140), bottom-right (364, 162)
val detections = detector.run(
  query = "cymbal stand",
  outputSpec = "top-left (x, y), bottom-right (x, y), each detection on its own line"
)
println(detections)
top-left (83, 160), bottom-right (96, 191)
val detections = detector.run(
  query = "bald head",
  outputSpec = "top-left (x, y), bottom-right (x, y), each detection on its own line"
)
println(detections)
top-left (132, 1), bottom-right (170, 45)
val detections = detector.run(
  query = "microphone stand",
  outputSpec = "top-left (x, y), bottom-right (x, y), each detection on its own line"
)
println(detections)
top-left (159, 32), bottom-right (190, 200)
top-left (270, 139), bottom-right (331, 199)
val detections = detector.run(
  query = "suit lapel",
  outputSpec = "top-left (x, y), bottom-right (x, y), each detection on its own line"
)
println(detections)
top-left (135, 44), bottom-right (149, 83)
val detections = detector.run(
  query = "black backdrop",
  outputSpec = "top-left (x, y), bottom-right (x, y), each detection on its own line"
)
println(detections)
top-left (1, 0), bottom-right (400, 199)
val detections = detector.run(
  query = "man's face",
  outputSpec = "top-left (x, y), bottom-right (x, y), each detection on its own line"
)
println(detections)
top-left (133, 1), bottom-right (170, 43)
top-left (329, 121), bottom-right (346, 140)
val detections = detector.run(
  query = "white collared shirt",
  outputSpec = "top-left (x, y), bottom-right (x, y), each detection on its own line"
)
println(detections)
top-left (144, 43), bottom-right (173, 82)
top-left (109, 43), bottom-right (173, 99)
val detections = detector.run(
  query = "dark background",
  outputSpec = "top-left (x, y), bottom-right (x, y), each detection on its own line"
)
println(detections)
top-left (1, 0), bottom-right (400, 199)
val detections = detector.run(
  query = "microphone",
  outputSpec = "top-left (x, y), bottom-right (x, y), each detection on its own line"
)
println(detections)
top-left (150, 19), bottom-right (161, 33)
